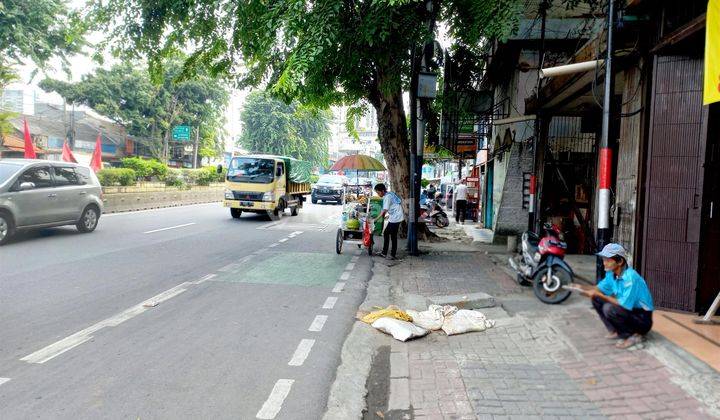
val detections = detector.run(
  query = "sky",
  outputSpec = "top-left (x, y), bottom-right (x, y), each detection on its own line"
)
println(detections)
top-left (7, 0), bottom-right (246, 153)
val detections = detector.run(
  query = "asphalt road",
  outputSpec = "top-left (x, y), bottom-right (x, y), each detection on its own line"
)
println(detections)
top-left (0, 202), bottom-right (371, 419)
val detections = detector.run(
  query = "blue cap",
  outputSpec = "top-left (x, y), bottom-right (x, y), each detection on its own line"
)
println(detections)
top-left (596, 243), bottom-right (627, 259)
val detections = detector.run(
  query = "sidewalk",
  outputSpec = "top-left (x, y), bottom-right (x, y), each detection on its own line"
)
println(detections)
top-left (327, 223), bottom-right (720, 420)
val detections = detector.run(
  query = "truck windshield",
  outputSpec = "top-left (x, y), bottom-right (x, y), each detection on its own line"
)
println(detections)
top-left (227, 158), bottom-right (275, 183)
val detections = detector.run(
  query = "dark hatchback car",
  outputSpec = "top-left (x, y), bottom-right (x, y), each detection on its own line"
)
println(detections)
top-left (311, 174), bottom-right (348, 204)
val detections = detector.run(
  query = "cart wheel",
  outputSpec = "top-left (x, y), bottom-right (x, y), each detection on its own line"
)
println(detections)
top-left (357, 244), bottom-right (362, 249)
top-left (335, 229), bottom-right (343, 254)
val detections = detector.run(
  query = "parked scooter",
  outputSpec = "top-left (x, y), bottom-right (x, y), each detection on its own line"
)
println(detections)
top-left (508, 223), bottom-right (573, 304)
top-left (420, 199), bottom-right (450, 228)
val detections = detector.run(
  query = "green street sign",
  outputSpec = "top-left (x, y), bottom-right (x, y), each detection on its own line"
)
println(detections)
top-left (172, 125), bottom-right (191, 142)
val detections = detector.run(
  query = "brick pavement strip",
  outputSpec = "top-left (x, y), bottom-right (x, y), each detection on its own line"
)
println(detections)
top-left (370, 248), bottom-right (720, 420)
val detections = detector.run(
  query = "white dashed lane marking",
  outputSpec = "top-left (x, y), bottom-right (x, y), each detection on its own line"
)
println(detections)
top-left (279, 238), bottom-right (288, 243)
top-left (0, 378), bottom-right (10, 387)
top-left (143, 222), bottom-right (196, 234)
top-left (339, 272), bottom-right (351, 281)
top-left (332, 282), bottom-right (345, 293)
top-left (256, 379), bottom-right (294, 419)
top-left (308, 315), bottom-right (328, 332)
top-left (288, 339), bottom-right (315, 366)
top-left (345, 262), bottom-right (356, 271)
top-left (322, 297), bottom-right (338, 309)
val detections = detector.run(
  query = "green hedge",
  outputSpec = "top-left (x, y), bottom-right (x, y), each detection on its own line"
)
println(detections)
top-left (98, 168), bottom-right (137, 186)
top-left (121, 157), bottom-right (168, 180)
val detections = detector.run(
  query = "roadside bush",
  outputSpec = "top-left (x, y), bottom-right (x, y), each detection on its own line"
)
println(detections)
top-left (181, 169), bottom-right (199, 185)
top-left (98, 168), bottom-right (137, 186)
top-left (120, 157), bottom-right (152, 179)
top-left (196, 166), bottom-right (223, 186)
top-left (164, 168), bottom-right (186, 187)
top-left (147, 159), bottom-right (168, 179)
top-left (421, 179), bottom-right (430, 188)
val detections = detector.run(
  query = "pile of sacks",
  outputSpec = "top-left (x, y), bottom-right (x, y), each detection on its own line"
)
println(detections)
top-left (360, 304), bottom-right (495, 342)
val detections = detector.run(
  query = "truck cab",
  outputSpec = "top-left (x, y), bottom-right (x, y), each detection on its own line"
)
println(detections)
top-left (220, 154), bottom-right (311, 219)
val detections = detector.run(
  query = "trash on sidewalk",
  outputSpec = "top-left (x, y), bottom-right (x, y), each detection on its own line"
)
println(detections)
top-left (371, 317), bottom-right (429, 342)
top-left (360, 305), bottom-right (413, 324)
top-left (406, 304), bottom-right (455, 330)
top-left (441, 309), bottom-right (496, 335)
top-left (364, 304), bottom-right (495, 341)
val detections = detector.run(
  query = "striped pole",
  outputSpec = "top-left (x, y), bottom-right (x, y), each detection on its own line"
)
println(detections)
top-left (528, 174), bottom-right (537, 230)
top-left (596, 0), bottom-right (616, 280)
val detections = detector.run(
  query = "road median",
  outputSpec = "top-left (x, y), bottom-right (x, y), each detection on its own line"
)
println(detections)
top-left (102, 183), bottom-right (223, 213)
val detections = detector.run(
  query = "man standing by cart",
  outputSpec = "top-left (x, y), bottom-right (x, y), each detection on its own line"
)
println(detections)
top-left (374, 183), bottom-right (403, 260)
top-left (454, 179), bottom-right (468, 224)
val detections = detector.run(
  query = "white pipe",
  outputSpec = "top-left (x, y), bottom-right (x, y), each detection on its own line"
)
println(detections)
top-left (539, 60), bottom-right (604, 79)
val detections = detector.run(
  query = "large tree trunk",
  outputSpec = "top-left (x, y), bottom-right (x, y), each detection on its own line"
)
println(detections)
top-left (373, 89), bottom-right (410, 202)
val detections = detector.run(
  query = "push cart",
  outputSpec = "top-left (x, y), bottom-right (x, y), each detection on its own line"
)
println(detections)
top-left (335, 186), bottom-right (383, 255)
top-left (330, 154), bottom-right (386, 256)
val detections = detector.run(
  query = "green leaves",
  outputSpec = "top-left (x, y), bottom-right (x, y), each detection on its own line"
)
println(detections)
top-left (0, 0), bottom-right (86, 70)
top-left (239, 90), bottom-right (330, 168)
top-left (40, 56), bottom-right (229, 160)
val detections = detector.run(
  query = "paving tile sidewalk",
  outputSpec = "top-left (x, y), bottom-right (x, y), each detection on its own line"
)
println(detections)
top-left (369, 240), bottom-right (720, 420)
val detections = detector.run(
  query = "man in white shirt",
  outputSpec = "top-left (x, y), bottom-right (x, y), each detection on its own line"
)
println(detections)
top-left (374, 183), bottom-right (404, 260)
top-left (454, 179), bottom-right (468, 224)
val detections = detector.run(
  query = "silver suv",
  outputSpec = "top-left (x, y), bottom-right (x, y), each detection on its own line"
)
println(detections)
top-left (0, 159), bottom-right (104, 245)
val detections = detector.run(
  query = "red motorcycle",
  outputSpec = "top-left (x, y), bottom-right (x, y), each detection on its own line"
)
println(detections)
top-left (508, 223), bottom-right (573, 304)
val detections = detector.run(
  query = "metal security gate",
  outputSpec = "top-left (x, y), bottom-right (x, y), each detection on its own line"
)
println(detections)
top-left (641, 55), bottom-right (707, 312)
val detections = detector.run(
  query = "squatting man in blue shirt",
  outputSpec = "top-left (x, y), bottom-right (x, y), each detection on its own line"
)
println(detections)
top-left (576, 243), bottom-right (655, 349)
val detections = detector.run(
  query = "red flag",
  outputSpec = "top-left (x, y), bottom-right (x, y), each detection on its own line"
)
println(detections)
top-left (23, 119), bottom-right (37, 159)
top-left (89, 133), bottom-right (103, 172)
top-left (61, 140), bottom-right (78, 163)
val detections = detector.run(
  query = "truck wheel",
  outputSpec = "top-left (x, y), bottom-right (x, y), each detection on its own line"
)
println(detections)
top-left (231, 208), bottom-right (242, 219)
top-left (312, 197), bottom-right (318, 204)
top-left (290, 206), bottom-right (299, 216)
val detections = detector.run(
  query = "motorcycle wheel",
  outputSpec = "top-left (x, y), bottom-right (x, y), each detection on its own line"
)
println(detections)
top-left (532, 267), bottom-right (572, 304)
top-left (434, 214), bottom-right (449, 228)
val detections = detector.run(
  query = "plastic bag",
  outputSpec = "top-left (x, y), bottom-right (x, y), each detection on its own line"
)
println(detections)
top-left (441, 310), bottom-right (496, 336)
top-left (371, 317), bottom-right (429, 342)
top-left (406, 304), bottom-right (451, 331)
top-left (361, 306), bottom-right (413, 324)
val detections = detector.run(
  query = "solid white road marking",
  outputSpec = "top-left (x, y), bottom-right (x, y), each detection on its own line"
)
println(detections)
top-left (351, 256), bottom-right (360, 263)
top-left (322, 296), bottom-right (338, 309)
top-left (308, 315), bottom-right (328, 332)
top-left (288, 339), bottom-right (315, 366)
top-left (340, 272), bottom-right (351, 281)
top-left (345, 262), bottom-right (356, 271)
top-left (269, 243), bottom-right (278, 248)
top-left (293, 231), bottom-right (304, 235)
top-left (256, 379), bottom-right (294, 419)
top-left (143, 222), bottom-right (196, 234)
top-left (21, 282), bottom-right (189, 364)
top-left (279, 238), bottom-right (288, 243)
top-left (0, 378), bottom-right (10, 386)
top-left (332, 282), bottom-right (345, 293)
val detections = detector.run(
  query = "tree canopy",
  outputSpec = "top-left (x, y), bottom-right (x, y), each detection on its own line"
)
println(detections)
top-left (0, 0), bottom-right (84, 70)
top-left (40, 58), bottom-right (229, 160)
top-left (239, 90), bottom-right (330, 168)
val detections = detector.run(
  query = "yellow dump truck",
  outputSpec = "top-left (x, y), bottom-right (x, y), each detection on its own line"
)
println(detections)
top-left (219, 154), bottom-right (312, 219)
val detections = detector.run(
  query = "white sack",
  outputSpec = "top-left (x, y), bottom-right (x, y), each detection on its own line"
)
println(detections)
top-left (441, 309), bottom-right (496, 336)
top-left (371, 317), bottom-right (429, 342)
top-left (406, 304), bottom-right (455, 331)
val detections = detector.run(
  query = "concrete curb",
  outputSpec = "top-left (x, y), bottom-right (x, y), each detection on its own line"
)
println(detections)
top-left (323, 262), bottom-right (391, 420)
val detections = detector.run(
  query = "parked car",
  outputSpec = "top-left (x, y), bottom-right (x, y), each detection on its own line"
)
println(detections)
top-left (0, 159), bottom-right (104, 245)
top-left (311, 174), bottom-right (348, 204)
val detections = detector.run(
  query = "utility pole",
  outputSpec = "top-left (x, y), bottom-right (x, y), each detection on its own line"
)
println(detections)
top-left (596, 0), bottom-right (616, 279)
top-left (408, 45), bottom-right (419, 254)
top-left (529, 0), bottom-right (550, 232)
top-left (408, 0), bottom-right (438, 255)
top-left (193, 126), bottom-right (200, 168)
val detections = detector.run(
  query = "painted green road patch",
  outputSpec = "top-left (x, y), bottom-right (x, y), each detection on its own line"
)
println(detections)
top-left (214, 252), bottom-right (352, 286)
